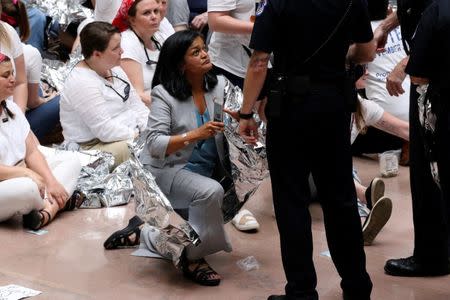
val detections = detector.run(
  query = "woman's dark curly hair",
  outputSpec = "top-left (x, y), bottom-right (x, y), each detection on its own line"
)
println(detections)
top-left (152, 30), bottom-right (217, 100)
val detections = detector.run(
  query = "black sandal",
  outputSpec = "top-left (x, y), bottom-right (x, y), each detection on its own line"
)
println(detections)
top-left (182, 258), bottom-right (221, 286)
top-left (63, 190), bottom-right (85, 211)
top-left (103, 215), bottom-right (144, 249)
top-left (23, 209), bottom-right (52, 230)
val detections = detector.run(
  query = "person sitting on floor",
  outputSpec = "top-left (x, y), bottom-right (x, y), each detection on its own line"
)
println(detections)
top-left (1, 0), bottom-right (60, 142)
top-left (104, 30), bottom-right (237, 286)
top-left (0, 52), bottom-right (81, 230)
top-left (113, 0), bottom-right (165, 106)
top-left (60, 21), bottom-right (149, 169)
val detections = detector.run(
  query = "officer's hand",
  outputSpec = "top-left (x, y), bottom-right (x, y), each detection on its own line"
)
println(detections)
top-left (386, 61), bottom-right (407, 96)
top-left (239, 118), bottom-right (259, 144)
top-left (373, 26), bottom-right (388, 52)
top-left (223, 108), bottom-right (240, 121)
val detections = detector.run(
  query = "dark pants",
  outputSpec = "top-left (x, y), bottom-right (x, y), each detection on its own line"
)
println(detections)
top-left (409, 85), bottom-right (450, 266)
top-left (265, 90), bottom-right (372, 299)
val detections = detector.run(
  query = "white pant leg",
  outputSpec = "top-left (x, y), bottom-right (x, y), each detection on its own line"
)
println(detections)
top-left (0, 177), bottom-right (44, 222)
top-left (38, 146), bottom-right (82, 195)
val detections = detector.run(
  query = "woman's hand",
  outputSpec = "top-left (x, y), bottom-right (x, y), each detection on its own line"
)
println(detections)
top-left (192, 121), bottom-right (224, 141)
top-left (25, 169), bottom-right (46, 199)
top-left (46, 179), bottom-right (69, 209)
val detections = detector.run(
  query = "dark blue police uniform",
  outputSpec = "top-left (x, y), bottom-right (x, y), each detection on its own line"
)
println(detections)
top-left (249, 0), bottom-right (373, 299)
top-left (385, 0), bottom-right (450, 276)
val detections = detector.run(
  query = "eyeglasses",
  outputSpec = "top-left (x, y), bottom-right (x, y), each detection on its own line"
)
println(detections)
top-left (131, 29), bottom-right (160, 66)
top-left (105, 75), bottom-right (131, 102)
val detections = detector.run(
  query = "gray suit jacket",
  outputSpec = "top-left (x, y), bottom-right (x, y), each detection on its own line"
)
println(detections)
top-left (140, 75), bottom-right (228, 195)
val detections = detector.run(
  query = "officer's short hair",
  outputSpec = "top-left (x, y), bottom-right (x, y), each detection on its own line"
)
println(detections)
top-left (367, 0), bottom-right (389, 21)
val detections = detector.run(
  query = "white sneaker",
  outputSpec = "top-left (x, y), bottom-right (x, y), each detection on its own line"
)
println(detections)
top-left (231, 209), bottom-right (260, 231)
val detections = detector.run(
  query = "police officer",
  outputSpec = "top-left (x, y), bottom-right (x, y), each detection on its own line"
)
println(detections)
top-left (239, 1), bottom-right (376, 299)
top-left (375, 0), bottom-right (450, 276)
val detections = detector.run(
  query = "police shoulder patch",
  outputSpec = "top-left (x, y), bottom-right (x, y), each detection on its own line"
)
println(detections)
top-left (256, 0), bottom-right (268, 16)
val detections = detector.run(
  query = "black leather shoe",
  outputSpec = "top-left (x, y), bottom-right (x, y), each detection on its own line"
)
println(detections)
top-left (384, 256), bottom-right (450, 277)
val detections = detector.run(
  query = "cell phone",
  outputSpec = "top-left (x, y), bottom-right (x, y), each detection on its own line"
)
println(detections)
top-left (213, 97), bottom-right (223, 122)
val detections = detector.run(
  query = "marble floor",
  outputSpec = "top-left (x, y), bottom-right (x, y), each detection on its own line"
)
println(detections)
top-left (0, 157), bottom-right (449, 300)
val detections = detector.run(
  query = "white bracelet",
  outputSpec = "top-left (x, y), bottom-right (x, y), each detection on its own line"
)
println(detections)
top-left (182, 133), bottom-right (190, 146)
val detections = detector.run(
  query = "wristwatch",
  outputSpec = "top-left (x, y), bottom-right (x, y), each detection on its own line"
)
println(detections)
top-left (238, 110), bottom-right (254, 120)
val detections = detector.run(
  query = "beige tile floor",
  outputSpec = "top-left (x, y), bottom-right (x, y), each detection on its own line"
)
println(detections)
top-left (0, 157), bottom-right (449, 300)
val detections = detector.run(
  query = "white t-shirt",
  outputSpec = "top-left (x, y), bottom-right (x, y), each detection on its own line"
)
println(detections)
top-left (350, 97), bottom-right (385, 144)
top-left (167, 0), bottom-right (189, 27)
top-left (121, 29), bottom-right (162, 94)
top-left (77, 0), bottom-right (122, 35)
top-left (94, 0), bottom-right (122, 23)
top-left (0, 21), bottom-right (23, 72)
top-left (0, 100), bottom-right (30, 166)
top-left (207, 0), bottom-right (255, 78)
top-left (23, 44), bottom-right (42, 84)
top-left (60, 66), bottom-right (149, 143)
top-left (365, 21), bottom-right (410, 122)
top-left (156, 17), bottom-right (175, 42)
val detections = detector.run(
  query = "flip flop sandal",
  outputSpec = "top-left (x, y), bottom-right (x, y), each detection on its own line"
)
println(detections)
top-left (231, 209), bottom-right (260, 231)
top-left (23, 209), bottom-right (52, 230)
top-left (182, 259), bottom-right (221, 286)
top-left (103, 215), bottom-right (144, 250)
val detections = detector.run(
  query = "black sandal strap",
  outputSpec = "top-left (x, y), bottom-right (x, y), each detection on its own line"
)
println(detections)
top-left (40, 209), bottom-right (53, 226)
top-left (103, 216), bottom-right (143, 249)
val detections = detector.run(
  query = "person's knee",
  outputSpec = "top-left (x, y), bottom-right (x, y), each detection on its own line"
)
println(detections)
top-left (112, 141), bottom-right (131, 166)
top-left (0, 178), bottom-right (43, 218)
top-left (203, 180), bottom-right (224, 204)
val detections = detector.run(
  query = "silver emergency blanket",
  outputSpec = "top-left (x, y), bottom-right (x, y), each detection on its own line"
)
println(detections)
top-left (221, 81), bottom-right (269, 221)
top-left (28, 0), bottom-right (92, 29)
top-left (417, 84), bottom-right (440, 186)
top-left (42, 49), bottom-right (83, 92)
top-left (127, 141), bottom-right (200, 267)
top-left (57, 141), bottom-right (134, 208)
top-left (77, 151), bottom-right (135, 208)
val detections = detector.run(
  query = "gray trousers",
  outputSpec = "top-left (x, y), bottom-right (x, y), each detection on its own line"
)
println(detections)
top-left (141, 168), bottom-right (232, 261)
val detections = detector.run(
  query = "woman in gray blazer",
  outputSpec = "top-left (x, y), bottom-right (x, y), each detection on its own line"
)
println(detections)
top-left (104, 30), bottom-right (234, 286)
top-left (146, 29), bottom-right (234, 286)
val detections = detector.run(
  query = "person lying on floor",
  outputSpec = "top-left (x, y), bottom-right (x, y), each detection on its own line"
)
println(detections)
top-left (0, 52), bottom-right (82, 230)
top-left (309, 86), bottom-right (409, 246)
top-left (351, 85), bottom-right (409, 245)
top-left (60, 22), bottom-right (149, 169)
top-left (103, 30), bottom-right (238, 287)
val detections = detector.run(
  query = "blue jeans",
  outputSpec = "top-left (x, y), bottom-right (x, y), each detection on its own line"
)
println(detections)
top-left (26, 96), bottom-right (60, 141)
top-left (25, 7), bottom-right (47, 53)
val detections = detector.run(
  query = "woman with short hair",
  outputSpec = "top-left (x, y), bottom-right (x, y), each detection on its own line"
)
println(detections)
top-left (60, 21), bottom-right (149, 169)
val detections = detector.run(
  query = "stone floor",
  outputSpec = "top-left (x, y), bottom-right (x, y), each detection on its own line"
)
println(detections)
top-left (0, 157), bottom-right (449, 300)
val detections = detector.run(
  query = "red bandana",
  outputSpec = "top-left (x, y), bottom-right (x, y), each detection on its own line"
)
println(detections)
top-left (112, 0), bottom-right (135, 32)
top-left (0, 52), bottom-right (7, 63)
